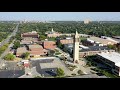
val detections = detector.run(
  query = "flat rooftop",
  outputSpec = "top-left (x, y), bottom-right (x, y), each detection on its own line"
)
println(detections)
top-left (112, 36), bottom-right (120, 39)
top-left (29, 44), bottom-right (43, 49)
top-left (88, 36), bottom-right (115, 45)
top-left (80, 46), bottom-right (111, 52)
top-left (97, 52), bottom-right (120, 67)
top-left (44, 41), bottom-right (55, 43)
top-left (17, 47), bottom-right (28, 53)
top-left (64, 44), bottom-right (112, 52)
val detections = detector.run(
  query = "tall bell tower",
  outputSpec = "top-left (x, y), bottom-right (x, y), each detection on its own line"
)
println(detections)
top-left (73, 31), bottom-right (80, 63)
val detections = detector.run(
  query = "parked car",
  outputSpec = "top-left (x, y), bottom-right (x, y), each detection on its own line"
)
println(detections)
top-left (96, 73), bottom-right (104, 76)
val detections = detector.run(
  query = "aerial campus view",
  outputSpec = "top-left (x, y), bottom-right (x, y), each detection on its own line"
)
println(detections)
top-left (0, 12), bottom-right (120, 78)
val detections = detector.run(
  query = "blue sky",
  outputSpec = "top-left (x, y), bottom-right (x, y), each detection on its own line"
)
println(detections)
top-left (0, 12), bottom-right (120, 21)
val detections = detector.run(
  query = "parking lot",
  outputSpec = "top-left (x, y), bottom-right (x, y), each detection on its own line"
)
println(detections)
top-left (0, 61), bottom-right (25, 78)
top-left (29, 58), bottom-right (71, 77)
top-left (0, 70), bottom-right (25, 78)
top-left (30, 59), bottom-right (56, 77)
top-left (40, 68), bottom-right (57, 77)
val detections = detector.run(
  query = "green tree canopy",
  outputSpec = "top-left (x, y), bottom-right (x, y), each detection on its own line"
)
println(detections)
top-left (13, 41), bottom-right (20, 49)
top-left (18, 22), bottom-right (120, 37)
top-left (47, 50), bottom-right (55, 56)
top-left (107, 44), bottom-right (116, 50)
top-left (0, 44), bottom-right (9, 55)
top-left (56, 68), bottom-right (65, 77)
top-left (4, 53), bottom-right (15, 61)
top-left (22, 52), bottom-right (30, 59)
top-left (77, 70), bottom-right (83, 75)
top-left (39, 34), bottom-right (47, 40)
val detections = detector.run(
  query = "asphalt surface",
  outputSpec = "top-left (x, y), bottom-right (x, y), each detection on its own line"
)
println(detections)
top-left (40, 68), bottom-right (57, 77)
top-left (0, 62), bottom-right (25, 78)
top-left (0, 70), bottom-right (25, 78)
top-left (30, 59), bottom-right (57, 77)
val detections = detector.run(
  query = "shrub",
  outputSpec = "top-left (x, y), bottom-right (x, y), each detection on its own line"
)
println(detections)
top-left (56, 68), bottom-right (65, 77)
top-left (71, 73), bottom-right (76, 76)
top-left (4, 53), bottom-right (15, 61)
top-left (77, 70), bottom-right (83, 75)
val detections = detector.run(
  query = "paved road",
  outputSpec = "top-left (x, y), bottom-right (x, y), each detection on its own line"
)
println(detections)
top-left (0, 40), bottom-right (15, 68)
top-left (0, 23), bottom-right (19, 68)
top-left (0, 23), bottom-right (19, 47)
top-left (0, 42), bottom-right (14, 59)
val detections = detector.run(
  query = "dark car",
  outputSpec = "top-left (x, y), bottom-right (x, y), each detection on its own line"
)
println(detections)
top-left (96, 73), bottom-right (104, 76)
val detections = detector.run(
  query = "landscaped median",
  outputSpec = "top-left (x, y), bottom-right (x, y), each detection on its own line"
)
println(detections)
top-left (0, 44), bottom-right (9, 56)
top-left (54, 49), bottom-right (61, 56)
top-left (66, 64), bottom-right (77, 71)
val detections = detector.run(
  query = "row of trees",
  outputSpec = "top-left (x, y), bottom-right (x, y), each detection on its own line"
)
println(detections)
top-left (18, 22), bottom-right (120, 37)
top-left (107, 44), bottom-right (120, 52)
top-left (0, 22), bottom-right (16, 42)
top-left (4, 52), bottom-right (30, 61)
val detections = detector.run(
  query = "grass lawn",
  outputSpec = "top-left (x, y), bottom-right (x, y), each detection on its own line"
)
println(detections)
top-left (80, 37), bottom-right (87, 41)
top-left (54, 49), bottom-right (59, 52)
top-left (48, 37), bottom-right (56, 41)
top-left (55, 52), bottom-right (61, 55)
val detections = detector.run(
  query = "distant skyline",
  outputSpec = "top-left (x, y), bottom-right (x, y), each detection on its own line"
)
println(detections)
top-left (0, 12), bottom-right (120, 21)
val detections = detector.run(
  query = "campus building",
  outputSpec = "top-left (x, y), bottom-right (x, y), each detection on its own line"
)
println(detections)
top-left (57, 37), bottom-right (73, 45)
top-left (21, 31), bottom-right (39, 38)
top-left (28, 44), bottom-right (48, 57)
top-left (21, 31), bottom-right (39, 45)
top-left (16, 44), bottom-right (48, 57)
top-left (46, 28), bottom-right (62, 38)
top-left (86, 36), bottom-right (118, 46)
top-left (43, 41), bottom-right (56, 50)
top-left (63, 44), bottom-right (115, 58)
top-left (97, 52), bottom-right (120, 76)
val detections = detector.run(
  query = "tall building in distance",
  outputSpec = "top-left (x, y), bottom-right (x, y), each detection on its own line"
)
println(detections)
top-left (73, 31), bottom-right (80, 63)
top-left (51, 28), bottom-right (54, 33)
top-left (84, 19), bottom-right (91, 24)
